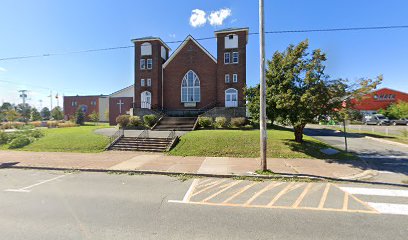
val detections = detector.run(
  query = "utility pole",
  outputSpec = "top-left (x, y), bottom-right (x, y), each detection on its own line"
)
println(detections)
top-left (49, 90), bottom-right (53, 110)
top-left (18, 90), bottom-right (28, 122)
top-left (259, 0), bottom-right (268, 171)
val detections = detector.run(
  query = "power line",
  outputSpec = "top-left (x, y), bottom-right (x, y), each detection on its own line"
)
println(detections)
top-left (1, 25), bottom-right (408, 62)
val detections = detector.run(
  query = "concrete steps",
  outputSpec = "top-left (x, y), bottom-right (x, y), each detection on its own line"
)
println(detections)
top-left (153, 117), bottom-right (197, 131)
top-left (109, 137), bottom-right (172, 152)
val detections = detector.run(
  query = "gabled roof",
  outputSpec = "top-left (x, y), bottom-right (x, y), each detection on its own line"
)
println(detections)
top-left (162, 35), bottom-right (217, 69)
top-left (131, 37), bottom-right (171, 51)
top-left (109, 84), bottom-right (134, 97)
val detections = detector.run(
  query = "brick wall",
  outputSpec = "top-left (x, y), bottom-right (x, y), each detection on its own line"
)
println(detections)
top-left (63, 96), bottom-right (101, 120)
top-left (163, 39), bottom-right (218, 110)
top-left (109, 97), bottom-right (133, 125)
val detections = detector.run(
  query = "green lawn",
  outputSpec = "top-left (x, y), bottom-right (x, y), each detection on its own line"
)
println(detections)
top-left (19, 125), bottom-right (111, 153)
top-left (169, 127), bottom-right (356, 160)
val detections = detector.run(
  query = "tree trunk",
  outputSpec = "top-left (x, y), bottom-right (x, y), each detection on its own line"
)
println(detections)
top-left (294, 125), bottom-right (305, 143)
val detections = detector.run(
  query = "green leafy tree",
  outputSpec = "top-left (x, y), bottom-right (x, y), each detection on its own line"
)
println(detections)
top-left (88, 111), bottom-right (99, 125)
top-left (16, 103), bottom-right (32, 122)
top-left (75, 107), bottom-right (85, 125)
top-left (386, 101), bottom-right (408, 119)
top-left (40, 107), bottom-right (51, 120)
top-left (5, 109), bottom-right (20, 122)
top-left (51, 106), bottom-right (64, 120)
top-left (0, 102), bottom-right (12, 112)
top-left (30, 108), bottom-right (42, 121)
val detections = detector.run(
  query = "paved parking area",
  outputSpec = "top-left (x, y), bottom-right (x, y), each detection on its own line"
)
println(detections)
top-left (170, 178), bottom-right (408, 216)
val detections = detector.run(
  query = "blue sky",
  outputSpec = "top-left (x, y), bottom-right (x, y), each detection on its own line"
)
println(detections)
top-left (1, 0), bottom-right (408, 109)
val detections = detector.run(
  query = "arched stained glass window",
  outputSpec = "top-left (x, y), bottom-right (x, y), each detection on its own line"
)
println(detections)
top-left (181, 70), bottom-right (200, 102)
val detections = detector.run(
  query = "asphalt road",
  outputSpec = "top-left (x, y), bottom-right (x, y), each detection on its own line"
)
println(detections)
top-left (1, 169), bottom-right (407, 240)
top-left (346, 124), bottom-right (408, 137)
top-left (304, 125), bottom-right (408, 184)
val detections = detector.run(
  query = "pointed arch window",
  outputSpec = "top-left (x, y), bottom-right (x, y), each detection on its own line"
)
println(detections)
top-left (181, 70), bottom-right (200, 102)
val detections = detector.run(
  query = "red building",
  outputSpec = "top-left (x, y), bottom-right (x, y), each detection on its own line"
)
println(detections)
top-left (132, 28), bottom-right (248, 116)
top-left (352, 88), bottom-right (408, 114)
top-left (63, 95), bottom-right (108, 121)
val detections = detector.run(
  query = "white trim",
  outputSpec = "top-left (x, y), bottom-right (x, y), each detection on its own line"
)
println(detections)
top-left (224, 52), bottom-right (231, 64)
top-left (131, 38), bottom-right (171, 51)
top-left (233, 74), bottom-right (238, 83)
top-left (146, 59), bottom-right (152, 69)
top-left (225, 74), bottom-right (230, 83)
top-left (214, 28), bottom-right (249, 35)
top-left (163, 35), bottom-right (217, 69)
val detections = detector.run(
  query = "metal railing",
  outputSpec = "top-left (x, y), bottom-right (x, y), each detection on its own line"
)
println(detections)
top-left (137, 129), bottom-right (149, 141)
top-left (106, 128), bottom-right (124, 150)
top-left (167, 129), bottom-right (176, 140)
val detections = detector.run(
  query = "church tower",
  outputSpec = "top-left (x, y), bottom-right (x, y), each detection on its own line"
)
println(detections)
top-left (215, 28), bottom-right (248, 108)
top-left (132, 37), bottom-right (170, 110)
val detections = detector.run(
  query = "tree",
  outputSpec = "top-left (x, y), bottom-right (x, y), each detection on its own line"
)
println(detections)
top-left (16, 103), bottom-right (32, 122)
top-left (30, 108), bottom-right (42, 121)
top-left (75, 107), bottom-right (85, 125)
top-left (40, 107), bottom-right (51, 120)
top-left (0, 102), bottom-right (12, 112)
top-left (5, 109), bottom-right (20, 122)
top-left (88, 111), bottom-right (99, 125)
top-left (386, 101), bottom-right (408, 119)
top-left (51, 106), bottom-right (64, 120)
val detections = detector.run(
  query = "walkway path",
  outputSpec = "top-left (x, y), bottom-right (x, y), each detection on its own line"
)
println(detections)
top-left (0, 150), bottom-right (368, 181)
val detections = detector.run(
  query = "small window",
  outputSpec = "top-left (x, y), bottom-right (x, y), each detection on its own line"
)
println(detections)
top-left (147, 59), bottom-right (152, 69)
top-left (140, 59), bottom-right (146, 69)
top-left (71, 101), bottom-right (77, 107)
top-left (228, 34), bottom-right (234, 40)
top-left (373, 95), bottom-right (378, 100)
top-left (225, 74), bottom-right (230, 83)
top-left (232, 52), bottom-right (239, 63)
top-left (233, 74), bottom-right (238, 83)
top-left (224, 53), bottom-right (230, 64)
top-left (141, 79), bottom-right (145, 87)
top-left (147, 78), bottom-right (151, 87)
top-left (90, 100), bottom-right (96, 106)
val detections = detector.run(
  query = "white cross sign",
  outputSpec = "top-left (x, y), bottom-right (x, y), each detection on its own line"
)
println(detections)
top-left (117, 99), bottom-right (124, 114)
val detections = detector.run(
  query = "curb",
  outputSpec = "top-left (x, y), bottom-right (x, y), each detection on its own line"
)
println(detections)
top-left (364, 136), bottom-right (408, 148)
top-left (3, 165), bottom-right (408, 188)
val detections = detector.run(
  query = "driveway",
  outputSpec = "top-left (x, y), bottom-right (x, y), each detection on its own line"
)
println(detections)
top-left (304, 125), bottom-right (408, 184)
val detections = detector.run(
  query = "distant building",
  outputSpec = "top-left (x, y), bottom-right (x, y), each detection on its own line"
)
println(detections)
top-left (63, 85), bottom-right (134, 123)
top-left (352, 88), bottom-right (408, 114)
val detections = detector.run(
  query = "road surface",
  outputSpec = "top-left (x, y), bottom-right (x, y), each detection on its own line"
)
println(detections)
top-left (1, 169), bottom-right (407, 240)
top-left (304, 125), bottom-right (408, 184)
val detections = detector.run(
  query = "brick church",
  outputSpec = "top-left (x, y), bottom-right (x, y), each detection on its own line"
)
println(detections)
top-left (64, 27), bottom-right (248, 125)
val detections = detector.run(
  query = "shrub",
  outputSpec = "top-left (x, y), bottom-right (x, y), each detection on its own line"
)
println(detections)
top-left (214, 117), bottom-right (228, 128)
top-left (47, 121), bottom-right (58, 128)
top-left (8, 136), bottom-right (33, 149)
top-left (24, 129), bottom-right (44, 139)
top-left (230, 117), bottom-right (246, 128)
top-left (75, 108), bottom-right (85, 125)
top-left (30, 121), bottom-right (43, 127)
top-left (57, 122), bottom-right (78, 128)
top-left (116, 115), bottom-right (130, 128)
top-left (0, 122), bottom-right (25, 130)
top-left (143, 114), bottom-right (157, 127)
top-left (198, 117), bottom-right (213, 128)
top-left (128, 116), bottom-right (142, 127)
top-left (0, 131), bottom-right (9, 145)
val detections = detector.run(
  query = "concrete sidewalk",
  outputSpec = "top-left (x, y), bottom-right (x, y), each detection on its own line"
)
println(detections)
top-left (0, 150), bottom-right (370, 180)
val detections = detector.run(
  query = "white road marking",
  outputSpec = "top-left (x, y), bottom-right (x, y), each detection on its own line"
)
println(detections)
top-left (367, 202), bottom-right (408, 215)
top-left (339, 187), bottom-right (408, 198)
top-left (4, 174), bottom-right (68, 193)
top-left (182, 179), bottom-right (199, 202)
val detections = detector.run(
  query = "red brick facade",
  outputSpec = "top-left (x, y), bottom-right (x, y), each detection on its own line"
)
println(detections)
top-left (352, 88), bottom-right (408, 112)
top-left (132, 28), bottom-right (248, 114)
top-left (63, 95), bottom-right (104, 121)
top-left (109, 97), bottom-right (133, 125)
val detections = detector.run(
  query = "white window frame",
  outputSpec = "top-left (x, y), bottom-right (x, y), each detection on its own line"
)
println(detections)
top-left (225, 74), bottom-right (230, 83)
top-left (147, 59), bottom-right (152, 69)
top-left (233, 74), bottom-right (238, 83)
top-left (181, 70), bottom-right (200, 103)
top-left (225, 88), bottom-right (238, 107)
top-left (224, 52), bottom-right (231, 64)
top-left (141, 79), bottom-right (145, 87)
top-left (147, 78), bottom-right (151, 87)
top-left (141, 91), bottom-right (151, 109)
top-left (71, 101), bottom-right (77, 107)
top-left (232, 52), bottom-right (239, 63)
top-left (140, 59), bottom-right (146, 69)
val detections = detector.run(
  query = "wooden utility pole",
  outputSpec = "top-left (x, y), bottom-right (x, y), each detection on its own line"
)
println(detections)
top-left (259, 0), bottom-right (268, 171)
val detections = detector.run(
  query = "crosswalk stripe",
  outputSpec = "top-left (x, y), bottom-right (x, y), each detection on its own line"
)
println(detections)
top-left (367, 202), bottom-right (408, 215)
top-left (339, 187), bottom-right (408, 198)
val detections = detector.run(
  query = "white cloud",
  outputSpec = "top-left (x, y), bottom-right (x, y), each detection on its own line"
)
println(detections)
top-left (189, 9), bottom-right (207, 28)
top-left (208, 8), bottom-right (231, 26)
top-left (0, 67), bottom-right (7, 72)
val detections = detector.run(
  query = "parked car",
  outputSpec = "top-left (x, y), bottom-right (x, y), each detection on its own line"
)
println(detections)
top-left (363, 114), bottom-right (391, 125)
top-left (390, 118), bottom-right (408, 125)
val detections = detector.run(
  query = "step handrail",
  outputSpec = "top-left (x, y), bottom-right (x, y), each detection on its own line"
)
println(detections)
top-left (136, 129), bottom-right (149, 141)
top-left (105, 128), bottom-right (124, 150)
top-left (166, 129), bottom-right (176, 140)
